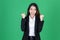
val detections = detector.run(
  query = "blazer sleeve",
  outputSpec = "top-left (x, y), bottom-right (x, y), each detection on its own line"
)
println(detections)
top-left (38, 20), bottom-right (44, 32)
top-left (21, 18), bottom-right (26, 32)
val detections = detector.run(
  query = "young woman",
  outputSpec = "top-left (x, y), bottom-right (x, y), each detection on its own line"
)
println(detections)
top-left (21, 3), bottom-right (44, 40)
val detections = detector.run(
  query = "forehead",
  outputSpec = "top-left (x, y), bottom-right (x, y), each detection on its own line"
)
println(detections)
top-left (30, 5), bottom-right (36, 9)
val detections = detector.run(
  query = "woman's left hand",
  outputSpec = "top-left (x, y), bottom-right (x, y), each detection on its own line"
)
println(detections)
top-left (40, 14), bottom-right (44, 21)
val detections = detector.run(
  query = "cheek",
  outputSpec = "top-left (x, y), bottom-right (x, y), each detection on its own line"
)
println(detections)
top-left (29, 9), bottom-right (33, 13)
top-left (29, 10), bottom-right (31, 13)
top-left (33, 10), bottom-right (36, 15)
top-left (34, 11), bottom-right (36, 13)
top-left (29, 10), bottom-right (36, 14)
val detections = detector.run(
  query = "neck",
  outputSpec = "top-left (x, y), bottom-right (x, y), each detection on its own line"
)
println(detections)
top-left (29, 15), bottom-right (35, 19)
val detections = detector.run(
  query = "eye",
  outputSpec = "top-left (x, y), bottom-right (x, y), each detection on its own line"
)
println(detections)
top-left (30, 8), bottom-right (32, 10)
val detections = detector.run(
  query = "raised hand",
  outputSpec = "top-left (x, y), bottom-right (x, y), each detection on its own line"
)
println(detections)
top-left (21, 13), bottom-right (26, 19)
top-left (40, 14), bottom-right (44, 21)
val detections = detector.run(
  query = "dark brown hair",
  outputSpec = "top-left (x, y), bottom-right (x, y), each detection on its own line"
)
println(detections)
top-left (26, 3), bottom-right (40, 19)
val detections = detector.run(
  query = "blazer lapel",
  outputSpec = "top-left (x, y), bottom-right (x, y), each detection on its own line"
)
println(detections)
top-left (35, 16), bottom-right (37, 33)
top-left (26, 16), bottom-right (37, 35)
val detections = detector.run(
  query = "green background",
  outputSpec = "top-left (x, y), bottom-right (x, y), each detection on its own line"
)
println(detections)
top-left (0, 0), bottom-right (60, 40)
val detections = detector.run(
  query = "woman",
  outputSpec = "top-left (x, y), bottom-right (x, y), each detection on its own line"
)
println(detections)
top-left (21, 3), bottom-right (44, 40)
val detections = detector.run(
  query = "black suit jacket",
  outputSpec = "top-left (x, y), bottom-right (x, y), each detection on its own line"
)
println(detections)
top-left (21, 16), bottom-right (44, 40)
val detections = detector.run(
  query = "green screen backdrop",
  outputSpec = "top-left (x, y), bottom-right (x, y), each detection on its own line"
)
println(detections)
top-left (0, 0), bottom-right (60, 40)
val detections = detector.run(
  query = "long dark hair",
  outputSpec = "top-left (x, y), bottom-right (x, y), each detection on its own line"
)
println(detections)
top-left (26, 3), bottom-right (40, 18)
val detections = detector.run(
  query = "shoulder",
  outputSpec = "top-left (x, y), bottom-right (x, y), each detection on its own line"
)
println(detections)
top-left (35, 16), bottom-right (40, 22)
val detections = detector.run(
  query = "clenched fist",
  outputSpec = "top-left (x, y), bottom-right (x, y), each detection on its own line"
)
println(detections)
top-left (40, 14), bottom-right (44, 21)
top-left (21, 13), bottom-right (26, 19)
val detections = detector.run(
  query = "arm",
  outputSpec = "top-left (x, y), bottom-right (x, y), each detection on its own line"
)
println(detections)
top-left (21, 13), bottom-right (26, 32)
top-left (21, 18), bottom-right (26, 32)
top-left (38, 20), bottom-right (44, 32)
top-left (38, 14), bottom-right (44, 32)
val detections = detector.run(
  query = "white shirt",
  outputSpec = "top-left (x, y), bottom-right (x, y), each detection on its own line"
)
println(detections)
top-left (29, 16), bottom-right (35, 36)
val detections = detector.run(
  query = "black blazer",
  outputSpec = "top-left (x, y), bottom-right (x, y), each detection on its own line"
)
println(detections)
top-left (21, 16), bottom-right (44, 40)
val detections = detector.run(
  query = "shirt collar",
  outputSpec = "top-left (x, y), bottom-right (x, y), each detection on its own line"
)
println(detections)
top-left (29, 15), bottom-right (35, 21)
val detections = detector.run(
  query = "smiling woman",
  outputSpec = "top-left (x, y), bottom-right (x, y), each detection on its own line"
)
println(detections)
top-left (21, 3), bottom-right (44, 40)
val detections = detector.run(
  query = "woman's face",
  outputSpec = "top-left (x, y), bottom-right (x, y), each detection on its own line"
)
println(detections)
top-left (29, 5), bottom-right (36, 17)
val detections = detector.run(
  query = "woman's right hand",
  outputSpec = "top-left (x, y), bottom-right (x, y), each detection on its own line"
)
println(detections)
top-left (21, 13), bottom-right (26, 19)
